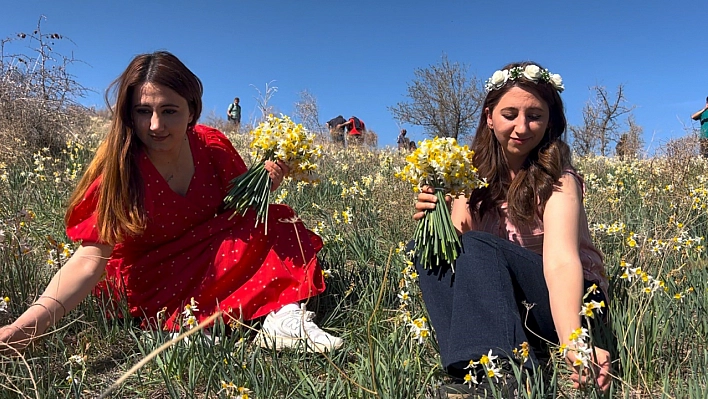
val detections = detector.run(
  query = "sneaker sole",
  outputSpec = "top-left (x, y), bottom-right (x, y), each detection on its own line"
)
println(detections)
top-left (254, 331), bottom-right (343, 353)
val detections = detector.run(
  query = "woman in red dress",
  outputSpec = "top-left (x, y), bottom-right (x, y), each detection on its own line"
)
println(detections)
top-left (0, 51), bottom-right (342, 354)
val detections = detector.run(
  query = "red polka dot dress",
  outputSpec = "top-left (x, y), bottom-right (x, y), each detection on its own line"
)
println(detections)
top-left (66, 125), bottom-right (325, 329)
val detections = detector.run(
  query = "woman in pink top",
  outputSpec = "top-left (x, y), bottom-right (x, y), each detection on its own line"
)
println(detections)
top-left (414, 61), bottom-right (611, 397)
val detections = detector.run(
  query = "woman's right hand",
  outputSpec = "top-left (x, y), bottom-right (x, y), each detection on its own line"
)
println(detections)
top-left (413, 186), bottom-right (452, 221)
top-left (0, 324), bottom-right (31, 356)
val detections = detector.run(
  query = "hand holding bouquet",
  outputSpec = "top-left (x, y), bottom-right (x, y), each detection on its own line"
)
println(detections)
top-left (224, 114), bottom-right (322, 233)
top-left (395, 137), bottom-right (486, 270)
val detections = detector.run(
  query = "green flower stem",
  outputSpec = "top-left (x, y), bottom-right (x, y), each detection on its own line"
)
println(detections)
top-left (224, 159), bottom-right (273, 234)
top-left (413, 189), bottom-right (461, 271)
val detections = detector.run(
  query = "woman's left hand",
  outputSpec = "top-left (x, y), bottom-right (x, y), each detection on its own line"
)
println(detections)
top-left (566, 346), bottom-right (612, 393)
top-left (265, 160), bottom-right (290, 192)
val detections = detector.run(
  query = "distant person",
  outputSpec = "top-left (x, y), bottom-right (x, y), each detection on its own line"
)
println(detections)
top-left (408, 140), bottom-right (417, 151)
top-left (616, 133), bottom-right (628, 160)
top-left (691, 97), bottom-right (708, 157)
top-left (397, 129), bottom-right (410, 150)
top-left (338, 116), bottom-right (365, 145)
top-left (227, 97), bottom-right (241, 130)
top-left (326, 115), bottom-right (347, 144)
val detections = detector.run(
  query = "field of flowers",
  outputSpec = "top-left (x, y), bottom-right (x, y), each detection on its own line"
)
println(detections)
top-left (0, 121), bottom-right (707, 398)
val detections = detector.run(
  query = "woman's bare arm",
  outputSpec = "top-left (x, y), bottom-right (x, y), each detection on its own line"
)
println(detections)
top-left (0, 243), bottom-right (112, 352)
top-left (543, 173), bottom-right (611, 391)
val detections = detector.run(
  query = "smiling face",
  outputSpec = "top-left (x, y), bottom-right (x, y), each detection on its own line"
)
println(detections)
top-left (132, 82), bottom-right (193, 158)
top-left (486, 86), bottom-right (550, 172)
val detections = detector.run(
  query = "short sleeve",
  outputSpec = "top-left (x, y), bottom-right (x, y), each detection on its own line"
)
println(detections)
top-left (194, 125), bottom-right (249, 189)
top-left (65, 178), bottom-right (103, 244)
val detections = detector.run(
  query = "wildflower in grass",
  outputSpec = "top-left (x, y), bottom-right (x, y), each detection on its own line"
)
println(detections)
top-left (184, 315), bottom-right (197, 329)
top-left (17, 209), bottom-right (36, 222)
top-left (182, 297), bottom-right (199, 317)
top-left (0, 230), bottom-right (5, 244)
top-left (398, 290), bottom-right (411, 306)
top-left (67, 354), bottom-right (87, 367)
top-left (566, 327), bottom-right (592, 368)
top-left (398, 311), bottom-right (412, 324)
top-left (341, 207), bottom-right (353, 224)
top-left (478, 349), bottom-right (498, 367)
top-left (409, 317), bottom-right (430, 344)
top-left (674, 293), bottom-right (684, 301)
top-left (274, 189), bottom-right (288, 204)
top-left (512, 342), bottom-right (530, 363)
top-left (46, 249), bottom-right (57, 267)
top-left (485, 363), bottom-right (503, 382)
top-left (626, 232), bottom-right (638, 248)
top-left (0, 296), bottom-right (9, 312)
top-left (619, 261), bottom-right (639, 282)
top-left (579, 300), bottom-right (605, 318)
top-left (66, 370), bottom-right (78, 385)
top-left (403, 265), bottom-right (418, 280)
top-left (182, 297), bottom-right (199, 329)
top-left (321, 269), bottom-right (334, 279)
top-left (220, 382), bottom-right (252, 398)
top-left (463, 370), bottom-right (479, 387)
top-left (224, 114), bottom-right (322, 233)
top-left (395, 137), bottom-right (486, 270)
top-left (591, 221), bottom-right (626, 236)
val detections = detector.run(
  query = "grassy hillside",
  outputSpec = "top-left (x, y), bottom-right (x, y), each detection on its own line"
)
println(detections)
top-left (0, 121), bottom-right (707, 398)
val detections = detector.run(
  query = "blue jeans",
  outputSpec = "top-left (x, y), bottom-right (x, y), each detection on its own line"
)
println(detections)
top-left (414, 230), bottom-right (602, 375)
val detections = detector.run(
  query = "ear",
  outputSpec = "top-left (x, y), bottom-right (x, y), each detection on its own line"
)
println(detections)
top-left (485, 107), bottom-right (493, 130)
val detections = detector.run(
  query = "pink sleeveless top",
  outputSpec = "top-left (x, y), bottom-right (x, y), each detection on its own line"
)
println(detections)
top-left (473, 170), bottom-right (609, 297)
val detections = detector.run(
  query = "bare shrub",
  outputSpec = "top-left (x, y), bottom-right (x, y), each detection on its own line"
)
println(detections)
top-left (362, 130), bottom-right (378, 147)
top-left (251, 80), bottom-right (278, 122)
top-left (570, 84), bottom-right (634, 156)
top-left (616, 116), bottom-right (644, 159)
top-left (389, 54), bottom-right (485, 140)
top-left (200, 109), bottom-right (238, 134)
top-left (0, 16), bottom-right (91, 163)
top-left (293, 90), bottom-right (324, 135)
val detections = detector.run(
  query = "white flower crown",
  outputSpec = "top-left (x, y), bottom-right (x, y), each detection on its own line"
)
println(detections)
top-left (484, 65), bottom-right (564, 93)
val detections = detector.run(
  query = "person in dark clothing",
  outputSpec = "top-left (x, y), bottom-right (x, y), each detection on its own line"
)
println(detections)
top-left (326, 115), bottom-right (347, 144)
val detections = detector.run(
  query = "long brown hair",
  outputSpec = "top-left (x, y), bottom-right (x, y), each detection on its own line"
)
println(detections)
top-left (468, 61), bottom-right (571, 225)
top-left (64, 51), bottom-right (203, 245)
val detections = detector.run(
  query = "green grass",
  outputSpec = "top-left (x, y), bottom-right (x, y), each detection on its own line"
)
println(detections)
top-left (1, 129), bottom-right (707, 398)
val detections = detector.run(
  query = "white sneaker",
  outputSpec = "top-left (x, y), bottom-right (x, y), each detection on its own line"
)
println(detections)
top-left (254, 303), bottom-right (343, 353)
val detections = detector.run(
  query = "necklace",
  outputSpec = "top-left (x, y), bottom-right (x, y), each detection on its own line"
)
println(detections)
top-left (161, 136), bottom-right (187, 183)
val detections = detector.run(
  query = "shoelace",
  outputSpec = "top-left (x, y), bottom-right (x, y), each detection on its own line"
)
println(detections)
top-left (281, 308), bottom-right (317, 332)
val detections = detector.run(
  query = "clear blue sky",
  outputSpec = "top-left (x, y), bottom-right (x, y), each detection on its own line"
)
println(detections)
top-left (1, 1), bottom-right (704, 150)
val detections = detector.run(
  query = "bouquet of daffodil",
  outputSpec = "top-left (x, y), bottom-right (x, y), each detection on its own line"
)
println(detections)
top-left (224, 114), bottom-right (322, 233)
top-left (395, 137), bottom-right (486, 270)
